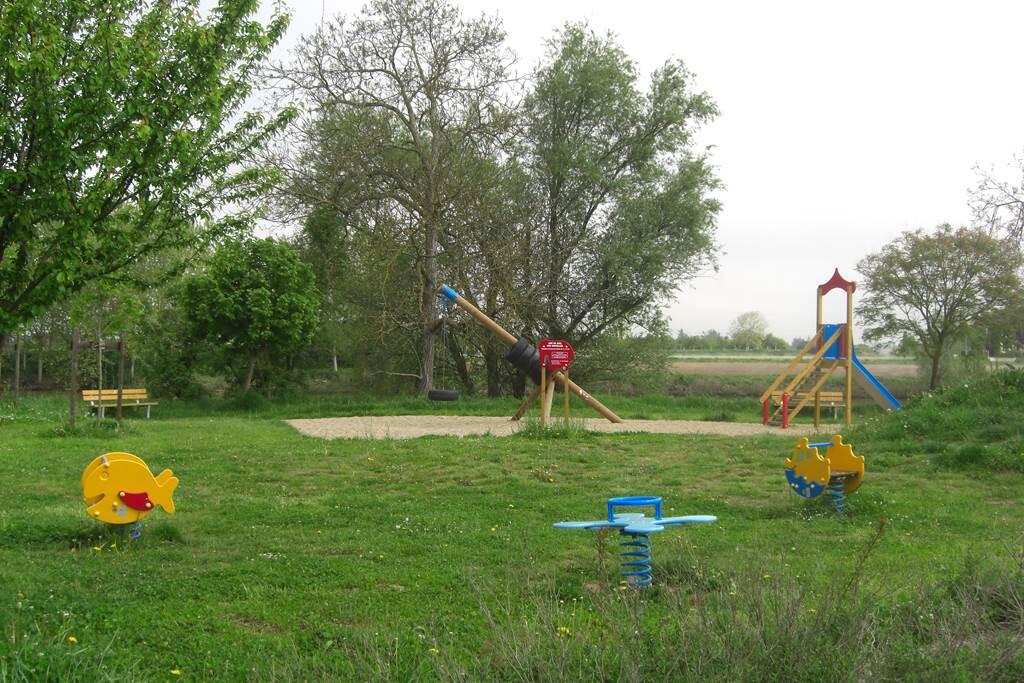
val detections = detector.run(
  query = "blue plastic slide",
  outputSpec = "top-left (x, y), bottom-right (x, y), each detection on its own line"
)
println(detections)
top-left (851, 352), bottom-right (902, 410)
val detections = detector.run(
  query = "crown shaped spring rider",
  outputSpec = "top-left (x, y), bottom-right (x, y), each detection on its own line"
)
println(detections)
top-left (784, 436), bottom-right (864, 514)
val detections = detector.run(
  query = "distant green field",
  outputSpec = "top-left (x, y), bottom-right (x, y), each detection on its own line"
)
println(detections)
top-left (670, 353), bottom-right (919, 365)
top-left (1, 388), bottom-right (1022, 680)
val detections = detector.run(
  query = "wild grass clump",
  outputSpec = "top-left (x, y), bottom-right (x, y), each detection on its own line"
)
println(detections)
top-left (853, 368), bottom-right (1024, 472)
top-left (421, 523), bottom-right (1024, 682)
top-left (515, 417), bottom-right (594, 440)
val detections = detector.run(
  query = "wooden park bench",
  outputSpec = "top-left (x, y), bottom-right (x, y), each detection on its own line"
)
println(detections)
top-left (81, 388), bottom-right (159, 419)
top-left (768, 390), bottom-right (845, 408)
top-left (768, 390), bottom-right (845, 419)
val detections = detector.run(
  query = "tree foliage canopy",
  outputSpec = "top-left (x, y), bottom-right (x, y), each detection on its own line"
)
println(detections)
top-left (520, 24), bottom-right (720, 344)
top-left (729, 311), bottom-right (769, 350)
top-left (270, 8), bottom-right (721, 396)
top-left (0, 0), bottom-right (293, 337)
top-left (182, 238), bottom-right (320, 391)
top-left (857, 225), bottom-right (1024, 388)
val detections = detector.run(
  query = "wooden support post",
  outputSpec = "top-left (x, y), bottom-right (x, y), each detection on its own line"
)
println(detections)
top-left (563, 370), bottom-right (570, 424)
top-left (814, 391), bottom-right (820, 430)
top-left (116, 333), bottom-right (125, 423)
top-left (542, 377), bottom-right (556, 423)
top-left (846, 286), bottom-right (854, 427)
top-left (69, 329), bottom-right (79, 429)
top-left (511, 385), bottom-right (542, 421)
top-left (540, 364), bottom-right (547, 427)
top-left (557, 370), bottom-right (621, 423)
top-left (13, 333), bottom-right (20, 403)
top-left (782, 392), bottom-right (790, 429)
top-left (96, 322), bottom-right (103, 424)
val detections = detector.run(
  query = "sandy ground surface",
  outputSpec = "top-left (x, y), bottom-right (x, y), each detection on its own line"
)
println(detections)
top-left (670, 361), bottom-right (918, 377)
top-left (286, 415), bottom-right (817, 440)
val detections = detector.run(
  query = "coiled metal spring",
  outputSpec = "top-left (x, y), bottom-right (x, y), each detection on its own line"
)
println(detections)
top-left (619, 532), bottom-right (653, 587)
top-left (826, 482), bottom-right (847, 515)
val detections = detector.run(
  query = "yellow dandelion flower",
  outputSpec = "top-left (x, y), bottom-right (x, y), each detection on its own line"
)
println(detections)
top-left (556, 626), bottom-right (571, 635)
top-left (67, 636), bottom-right (78, 644)
top-left (429, 647), bottom-right (440, 655)
top-left (170, 670), bottom-right (182, 676)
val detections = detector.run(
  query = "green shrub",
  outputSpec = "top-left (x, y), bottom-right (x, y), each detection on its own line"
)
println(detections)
top-left (853, 368), bottom-right (1024, 472)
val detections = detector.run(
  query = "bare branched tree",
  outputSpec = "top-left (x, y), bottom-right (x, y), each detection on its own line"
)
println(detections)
top-left (969, 155), bottom-right (1024, 244)
top-left (267, 0), bottom-right (516, 393)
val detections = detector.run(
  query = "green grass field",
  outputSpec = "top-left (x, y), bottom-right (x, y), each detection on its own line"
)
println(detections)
top-left (1, 378), bottom-right (1023, 680)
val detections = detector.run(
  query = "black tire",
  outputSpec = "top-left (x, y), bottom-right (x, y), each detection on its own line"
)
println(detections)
top-left (427, 389), bottom-right (460, 401)
top-left (505, 337), bottom-right (530, 365)
top-left (505, 336), bottom-right (543, 384)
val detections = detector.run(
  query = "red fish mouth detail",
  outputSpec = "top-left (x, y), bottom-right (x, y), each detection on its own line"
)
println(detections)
top-left (118, 491), bottom-right (154, 511)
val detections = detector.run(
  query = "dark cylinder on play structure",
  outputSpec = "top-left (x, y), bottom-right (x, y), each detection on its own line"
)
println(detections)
top-left (505, 337), bottom-right (543, 384)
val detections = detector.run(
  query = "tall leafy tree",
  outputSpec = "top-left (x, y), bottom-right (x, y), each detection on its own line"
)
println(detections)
top-left (520, 24), bottom-right (720, 346)
top-left (182, 238), bottom-right (320, 392)
top-left (271, 0), bottom-right (515, 393)
top-left (729, 311), bottom-right (770, 350)
top-left (0, 0), bottom-right (293, 347)
top-left (857, 225), bottom-right (1024, 389)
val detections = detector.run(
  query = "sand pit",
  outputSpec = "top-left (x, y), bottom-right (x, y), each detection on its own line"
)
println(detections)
top-left (286, 415), bottom-right (817, 440)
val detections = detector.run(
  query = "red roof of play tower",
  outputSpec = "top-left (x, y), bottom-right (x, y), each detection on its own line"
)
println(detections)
top-left (818, 268), bottom-right (856, 295)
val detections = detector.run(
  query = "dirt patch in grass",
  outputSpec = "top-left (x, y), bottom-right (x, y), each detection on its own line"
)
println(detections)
top-left (285, 415), bottom-right (815, 440)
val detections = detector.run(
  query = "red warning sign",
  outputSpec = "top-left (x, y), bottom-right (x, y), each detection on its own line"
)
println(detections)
top-left (539, 339), bottom-right (574, 371)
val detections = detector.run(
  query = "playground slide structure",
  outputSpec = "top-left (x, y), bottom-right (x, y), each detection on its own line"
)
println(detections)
top-left (761, 269), bottom-right (901, 429)
top-left (851, 353), bottom-right (901, 411)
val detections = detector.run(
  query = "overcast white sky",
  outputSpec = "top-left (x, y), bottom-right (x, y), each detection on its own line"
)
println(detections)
top-left (268, 0), bottom-right (1024, 342)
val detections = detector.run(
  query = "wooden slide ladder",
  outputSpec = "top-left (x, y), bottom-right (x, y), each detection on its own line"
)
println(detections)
top-left (760, 327), bottom-right (844, 428)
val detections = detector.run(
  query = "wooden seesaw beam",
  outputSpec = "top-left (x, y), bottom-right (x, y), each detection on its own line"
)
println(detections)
top-left (439, 285), bottom-right (623, 423)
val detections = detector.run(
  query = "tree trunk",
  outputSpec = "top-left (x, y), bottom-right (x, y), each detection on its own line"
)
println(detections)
top-left (69, 329), bottom-right (78, 429)
top-left (244, 355), bottom-right (257, 392)
top-left (485, 346), bottom-right (502, 398)
top-left (447, 329), bottom-right (474, 395)
top-left (96, 322), bottom-right (103, 424)
top-left (116, 333), bottom-right (125, 422)
top-left (416, 218), bottom-right (439, 394)
top-left (332, 343), bottom-right (338, 372)
top-left (928, 340), bottom-right (943, 390)
top-left (36, 346), bottom-right (43, 385)
top-left (13, 334), bottom-right (21, 402)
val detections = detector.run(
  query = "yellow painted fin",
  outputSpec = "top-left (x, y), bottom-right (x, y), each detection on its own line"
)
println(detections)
top-left (153, 470), bottom-right (179, 513)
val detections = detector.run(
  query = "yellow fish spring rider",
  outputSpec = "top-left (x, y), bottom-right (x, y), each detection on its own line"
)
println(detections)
top-left (784, 435), bottom-right (864, 514)
top-left (82, 453), bottom-right (178, 536)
